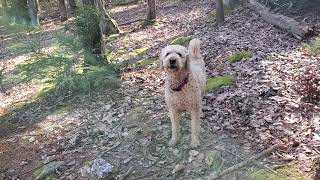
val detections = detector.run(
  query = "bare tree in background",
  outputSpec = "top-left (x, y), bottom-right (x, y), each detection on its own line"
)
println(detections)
top-left (59, 0), bottom-right (68, 21)
top-left (27, 0), bottom-right (40, 26)
top-left (69, 0), bottom-right (77, 15)
top-left (147, 0), bottom-right (156, 21)
top-left (0, 0), bottom-right (8, 16)
top-left (216, 0), bottom-right (224, 26)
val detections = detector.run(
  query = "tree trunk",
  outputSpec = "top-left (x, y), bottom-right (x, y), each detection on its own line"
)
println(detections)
top-left (216, 0), bottom-right (224, 26)
top-left (94, 0), bottom-right (120, 62)
top-left (69, 0), bottom-right (77, 15)
top-left (58, 0), bottom-right (68, 21)
top-left (0, 0), bottom-right (8, 16)
top-left (223, 0), bottom-right (238, 9)
top-left (83, 0), bottom-right (94, 6)
top-left (248, 0), bottom-right (314, 39)
top-left (147, 0), bottom-right (156, 21)
top-left (27, 0), bottom-right (40, 26)
top-left (15, 0), bottom-right (30, 24)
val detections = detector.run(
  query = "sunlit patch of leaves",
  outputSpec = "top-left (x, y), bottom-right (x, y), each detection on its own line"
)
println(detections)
top-left (249, 165), bottom-right (305, 180)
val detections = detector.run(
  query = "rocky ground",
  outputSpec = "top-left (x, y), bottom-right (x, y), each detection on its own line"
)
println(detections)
top-left (0, 0), bottom-right (319, 179)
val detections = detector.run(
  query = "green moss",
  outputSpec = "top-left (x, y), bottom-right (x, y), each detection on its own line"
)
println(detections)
top-left (106, 34), bottom-right (120, 41)
top-left (171, 36), bottom-right (193, 45)
top-left (136, 58), bottom-right (157, 66)
top-left (0, 17), bottom-right (38, 36)
top-left (226, 51), bottom-right (254, 63)
top-left (107, 47), bottom-right (149, 65)
top-left (304, 36), bottom-right (320, 56)
top-left (205, 75), bottom-right (235, 92)
top-left (249, 165), bottom-right (305, 180)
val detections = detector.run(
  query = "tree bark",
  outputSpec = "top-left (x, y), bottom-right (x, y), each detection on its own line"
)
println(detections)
top-left (27, 0), bottom-right (40, 26)
top-left (58, 0), bottom-right (68, 21)
top-left (223, 0), bottom-right (239, 9)
top-left (15, 0), bottom-right (30, 24)
top-left (147, 0), bottom-right (156, 21)
top-left (69, 0), bottom-right (77, 15)
top-left (248, 0), bottom-right (314, 39)
top-left (0, 0), bottom-right (8, 16)
top-left (94, 0), bottom-right (120, 62)
top-left (216, 0), bottom-right (224, 26)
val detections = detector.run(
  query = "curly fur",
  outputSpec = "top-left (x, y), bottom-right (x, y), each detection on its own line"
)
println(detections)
top-left (160, 39), bottom-right (206, 147)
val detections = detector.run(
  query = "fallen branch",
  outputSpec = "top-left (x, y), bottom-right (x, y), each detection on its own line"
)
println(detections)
top-left (119, 19), bottom-right (144, 26)
top-left (248, 0), bottom-right (314, 40)
top-left (207, 143), bottom-right (281, 180)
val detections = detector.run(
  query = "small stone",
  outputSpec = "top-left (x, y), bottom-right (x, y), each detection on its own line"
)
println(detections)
top-left (172, 164), bottom-right (185, 174)
top-left (29, 137), bottom-right (35, 143)
top-left (6, 137), bottom-right (17, 143)
top-left (189, 150), bottom-right (199, 157)
top-left (20, 161), bottom-right (28, 166)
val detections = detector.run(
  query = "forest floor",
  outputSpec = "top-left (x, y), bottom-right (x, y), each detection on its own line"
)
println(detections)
top-left (0, 0), bottom-right (319, 179)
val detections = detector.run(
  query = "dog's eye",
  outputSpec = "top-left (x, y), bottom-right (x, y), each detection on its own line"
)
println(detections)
top-left (177, 52), bottom-right (182, 57)
top-left (165, 53), bottom-right (170, 57)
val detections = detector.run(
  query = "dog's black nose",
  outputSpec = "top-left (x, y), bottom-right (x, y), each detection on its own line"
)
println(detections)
top-left (170, 59), bottom-right (176, 65)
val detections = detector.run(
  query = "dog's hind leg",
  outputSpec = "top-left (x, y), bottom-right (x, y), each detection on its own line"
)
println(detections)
top-left (190, 108), bottom-right (201, 148)
top-left (168, 109), bottom-right (181, 146)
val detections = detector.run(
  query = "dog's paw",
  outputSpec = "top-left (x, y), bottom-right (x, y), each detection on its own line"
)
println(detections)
top-left (168, 138), bottom-right (178, 146)
top-left (191, 139), bottom-right (200, 148)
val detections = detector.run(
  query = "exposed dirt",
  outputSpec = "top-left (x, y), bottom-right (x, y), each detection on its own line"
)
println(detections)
top-left (0, 0), bottom-right (319, 179)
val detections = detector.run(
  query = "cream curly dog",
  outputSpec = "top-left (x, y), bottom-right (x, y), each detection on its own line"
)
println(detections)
top-left (160, 39), bottom-right (206, 147)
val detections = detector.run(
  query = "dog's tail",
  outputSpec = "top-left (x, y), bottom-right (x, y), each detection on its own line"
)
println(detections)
top-left (188, 38), bottom-right (201, 60)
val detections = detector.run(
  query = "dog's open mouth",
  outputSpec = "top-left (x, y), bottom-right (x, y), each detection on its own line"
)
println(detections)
top-left (169, 65), bottom-right (177, 69)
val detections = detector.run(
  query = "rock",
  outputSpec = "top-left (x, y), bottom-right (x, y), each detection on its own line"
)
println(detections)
top-left (172, 164), bottom-right (185, 174)
top-left (69, 134), bottom-right (81, 146)
top-left (81, 158), bottom-right (113, 178)
top-left (33, 161), bottom-right (64, 180)
top-left (19, 161), bottom-right (28, 166)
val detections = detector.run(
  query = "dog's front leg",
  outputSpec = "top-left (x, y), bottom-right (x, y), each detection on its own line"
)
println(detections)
top-left (168, 109), bottom-right (181, 146)
top-left (190, 108), bottom-right (201, 148)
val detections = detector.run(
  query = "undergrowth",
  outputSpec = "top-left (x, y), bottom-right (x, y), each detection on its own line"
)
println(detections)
top-left (227, 51), bottom-right (254, 63)
top-left (304, 36), bottom-right (320, 56)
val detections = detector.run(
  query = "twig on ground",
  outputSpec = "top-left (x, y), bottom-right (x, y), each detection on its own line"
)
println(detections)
top-left (119, 19), bottom-right (143, 26)
top-left (207, 143), bottom-right (281, 180)
top-left (99, 141), bottom-right (121, 157)
top-left (212, 146), bottom-right (279, 176)
top-left (119, 167), bottom-right (133, 180)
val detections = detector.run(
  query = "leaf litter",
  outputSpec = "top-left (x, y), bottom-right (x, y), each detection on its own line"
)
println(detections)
top-left (0, 0), bottom-right (320, 179)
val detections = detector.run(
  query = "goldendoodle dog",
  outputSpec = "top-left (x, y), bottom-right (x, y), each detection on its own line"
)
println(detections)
top-left (160, 38), bottom-right (206, 147)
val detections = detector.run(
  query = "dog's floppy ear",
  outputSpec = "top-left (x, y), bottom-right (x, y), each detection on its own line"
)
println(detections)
top-left (159, 48), bottom-right (165, 70)
top-left (185, 54), bottom-right (190, 70)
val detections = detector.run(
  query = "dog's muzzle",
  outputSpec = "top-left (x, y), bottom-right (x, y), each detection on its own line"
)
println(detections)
top-left (169, 59), bottom-right (177, 69)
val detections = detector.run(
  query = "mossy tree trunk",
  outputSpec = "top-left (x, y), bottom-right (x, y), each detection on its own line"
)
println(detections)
top-left (58, 0), bottom-right (68, 21)
top-left (147, 0), bottom-right (156, 21)
top-left (15, 0), bottom-right (31, 24)
top-left (69, 0), bottom-right (77, 15)
top-left (94, 0), bottom-right (119, 62)
top-left (0, 0), bottom-right (8, 16)
top-left (27, 0), bottom-right (40, 26)
top-left (223, 0), bottom-right (239, 9)
top-left (216, 0), bottom-right (224, 26)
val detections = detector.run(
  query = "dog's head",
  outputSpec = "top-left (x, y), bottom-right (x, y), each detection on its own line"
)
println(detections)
top-left (159, 45), bottom-right (189, 73)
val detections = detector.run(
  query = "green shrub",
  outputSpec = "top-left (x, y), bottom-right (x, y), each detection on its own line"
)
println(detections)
top-left (227, 51), bottom-right (254, 63)
top-left (304, 36), bottom-right (320, 56)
